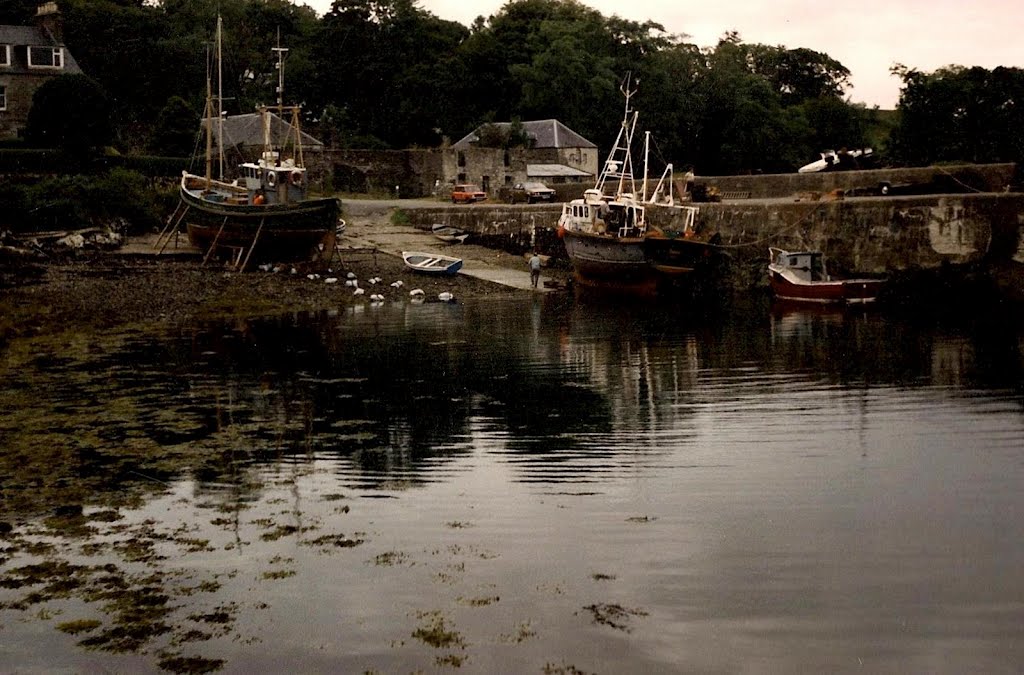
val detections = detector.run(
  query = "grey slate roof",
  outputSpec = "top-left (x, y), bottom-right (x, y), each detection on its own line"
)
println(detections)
top-left (0, 25), bottom-right (82, 75)
top-left (210, 112), bottom-right (324, 151)
top-left (527, 163), bottom-right (591, 178)
top-left (452, 119), bottom-right (596, 150)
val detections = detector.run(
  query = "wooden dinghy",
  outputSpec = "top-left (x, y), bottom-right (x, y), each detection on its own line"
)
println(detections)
top-left (431, 223), bottom-right (469, 244)
top-left (402, 251), bottom-right (464, 275)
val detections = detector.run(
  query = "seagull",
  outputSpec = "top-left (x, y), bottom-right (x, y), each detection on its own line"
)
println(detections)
top-left (325, 277), bottom-right (338, 284)
top-left (438, 291), bottom-right (454, 302)
top-left (409, 288), bottom-right (425, 297)
top-left (390, 280), bottom-right (405, 288)
top-left (370, 293), bottom-right (385, 302)
top-left (353, 287), bottom-right (365, 295)
top-left (346, 272), bottom-right (357, 279)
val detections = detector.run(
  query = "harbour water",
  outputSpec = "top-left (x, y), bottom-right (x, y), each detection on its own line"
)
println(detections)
top-left (1, 295), bottom-right (1023, 673)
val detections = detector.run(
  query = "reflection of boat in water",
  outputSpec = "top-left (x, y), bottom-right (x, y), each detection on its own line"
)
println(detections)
top-left (402, 251), bottom-right (463, 275)
top-left (432, 223), bottom-right (469, 244)
top-left (768, 247), bottom-right (885, 305)
top-left (558, 76), bottom-right (725, 295)
top-left (174, 18), bottom-right (340, 268)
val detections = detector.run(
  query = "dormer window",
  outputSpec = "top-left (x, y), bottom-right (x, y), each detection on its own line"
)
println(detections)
top-left (28, 46), bottom-right (63, 69)
top-left (0, 45), bottom-right (10, 67)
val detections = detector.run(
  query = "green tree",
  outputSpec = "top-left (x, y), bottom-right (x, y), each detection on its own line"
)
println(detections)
top-left (149, 95), bottom-right (200, 156)
top-left (889, 64), bottom-right (1024, 166)
top-left (25, 74), bottom-right (113, 153)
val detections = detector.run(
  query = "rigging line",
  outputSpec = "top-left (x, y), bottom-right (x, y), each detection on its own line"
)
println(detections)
top-left (711, 199), bottom-right (832, 249)
top-left (934, 165), bottom-right (986, 193)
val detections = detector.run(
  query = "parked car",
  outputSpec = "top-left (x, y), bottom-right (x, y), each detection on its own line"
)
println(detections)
top-left (451, 184), bottom-right (487, 203)
top-left (510, 181), bottom-right (556, 204)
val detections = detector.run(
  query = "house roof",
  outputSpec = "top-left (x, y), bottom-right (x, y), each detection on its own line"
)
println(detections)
top-left (527, 163), bottom-right (592, 178)
top-left (0, 25), bottom-right (82, 75)
top-left (452, 119), bottom-right (596, 150)
top-left (210, 112), bottom-right (324, 151)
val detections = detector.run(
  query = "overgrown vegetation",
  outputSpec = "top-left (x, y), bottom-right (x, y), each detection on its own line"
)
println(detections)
top-left (0, 169), bottom-right (174, 234)
top-left (0, 0), bottom-right (1020, 172)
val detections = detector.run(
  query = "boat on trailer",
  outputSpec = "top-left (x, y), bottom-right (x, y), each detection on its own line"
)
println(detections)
top-left (768, 247), bottom-right (885, 305)
top-left (402, 251), bottom-right (464, 275)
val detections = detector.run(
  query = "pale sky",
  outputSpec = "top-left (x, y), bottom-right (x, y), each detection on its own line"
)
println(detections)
top-left (303, 0), bottom-right (1023, 109)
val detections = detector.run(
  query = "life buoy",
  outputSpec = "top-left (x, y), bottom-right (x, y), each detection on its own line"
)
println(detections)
top-left (266, 171), bottom-right (277, 188)
top-left (290, 170), bottom-right (304, 186)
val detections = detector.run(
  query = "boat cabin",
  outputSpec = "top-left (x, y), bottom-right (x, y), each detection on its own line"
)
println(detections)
top-left (772, 250), bottom-right (829, 282)
top-left (560, 189), bottom-right (647, 237)
top-left (238, 152), bottom-right (308, 206)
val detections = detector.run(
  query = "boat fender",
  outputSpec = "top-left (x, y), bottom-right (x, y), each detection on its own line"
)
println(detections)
top-left (267, 171), bottom-right (277, 188)
top-left (290, 170), bottom-right (304, 186)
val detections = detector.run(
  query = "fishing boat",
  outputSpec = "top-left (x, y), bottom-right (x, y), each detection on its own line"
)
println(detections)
top-left (557, 76), bottom-right (725, 295)
top-left (173, 18), bottom-right (340, 268)
top-left (431, 223), bottom-right (469, 244)
top-left (402, 251), bottom-right (463, 275)
top-left (768, 247), bottom-right (885, 305)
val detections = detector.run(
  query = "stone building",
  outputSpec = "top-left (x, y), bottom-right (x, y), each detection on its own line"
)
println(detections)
top-left (0, 2), bottom-right (83, 140)
top-left (447, 119), bottom-right (597, 193)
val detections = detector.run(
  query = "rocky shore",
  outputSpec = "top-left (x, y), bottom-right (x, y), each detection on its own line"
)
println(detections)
top-left (0, 240), bottom-right (548, 343)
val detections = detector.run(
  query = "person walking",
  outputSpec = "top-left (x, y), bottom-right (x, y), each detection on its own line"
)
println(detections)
top-left (528, 251), bottom-right (542, 288)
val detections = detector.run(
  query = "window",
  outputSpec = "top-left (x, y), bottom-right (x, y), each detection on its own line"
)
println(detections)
top-left (457, 151), bottom-right (466, 167)
top-left (28, 46), bottom-right (64, 69)
top-left (0, 45), bottom-right (10, 67)
top-left (0, 85), bottom-right (6, 111)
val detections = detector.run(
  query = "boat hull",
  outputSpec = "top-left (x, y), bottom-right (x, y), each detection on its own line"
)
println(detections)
top-left (402, 251), bottom-right (463, 275)
top-left (179, 180), bottom-right (340, 261)
top-left (563, 229), bottom-right (723, 295)
top-left (769, 271), bottom-right (885, 305)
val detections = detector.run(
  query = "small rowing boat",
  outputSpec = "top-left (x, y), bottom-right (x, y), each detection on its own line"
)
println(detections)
top-left (432, 223), bottom-right (469, 244)
top-left (402, 251), bottom-right (463, 275)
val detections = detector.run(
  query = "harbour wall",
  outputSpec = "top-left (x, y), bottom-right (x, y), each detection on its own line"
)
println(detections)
top-left (396, 190), bottom-right (1024, 298)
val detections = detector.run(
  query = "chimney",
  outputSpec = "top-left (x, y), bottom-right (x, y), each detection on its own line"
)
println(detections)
top-left (35, 2), bottom-right (63, 44)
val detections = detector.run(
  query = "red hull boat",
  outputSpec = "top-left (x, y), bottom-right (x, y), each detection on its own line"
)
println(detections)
top-left (768, 247), bottom-right (885, 305)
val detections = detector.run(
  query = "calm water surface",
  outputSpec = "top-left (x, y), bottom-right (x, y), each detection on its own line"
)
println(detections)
top-left (1, 295), bottom-right (1023, 673)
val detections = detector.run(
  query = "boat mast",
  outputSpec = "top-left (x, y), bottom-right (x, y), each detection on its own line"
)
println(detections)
top-left (271, 30), bottom-right (288, 167)
top-left (216, 15), bottom-right (224, 181)
top-left (596, 75), bottom-right (639, 198)
top-left (642, 130), bottom-right (650, 203)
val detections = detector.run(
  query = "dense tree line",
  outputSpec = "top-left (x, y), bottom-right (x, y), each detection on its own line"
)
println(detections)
top-left (1, 0), bottom-right (1021, 174)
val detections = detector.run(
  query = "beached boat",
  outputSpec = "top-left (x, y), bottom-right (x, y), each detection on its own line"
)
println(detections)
top-left (768, 247), bottom-right (885, 305)
top-left (432, 224), bottom-right (469, 244)
top-left (402, 251), bottom-right (463, 275)
top-left (558, 76), bottom-right (725, 294)
top-left (173, 18), bottom-right (340, 268)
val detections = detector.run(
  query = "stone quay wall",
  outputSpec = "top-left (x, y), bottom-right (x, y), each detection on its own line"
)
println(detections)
top-left (398, 191), bottom-right (1024, 295)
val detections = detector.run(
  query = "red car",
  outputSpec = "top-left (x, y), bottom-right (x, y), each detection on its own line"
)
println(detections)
top-left (451, 184), bottom-right (486, 203)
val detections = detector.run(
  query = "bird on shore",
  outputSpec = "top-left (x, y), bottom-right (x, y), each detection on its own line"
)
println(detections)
top-left (409, 288), bottom-right (424, 297)
top-left (438, 292), bottom-right (454, 302)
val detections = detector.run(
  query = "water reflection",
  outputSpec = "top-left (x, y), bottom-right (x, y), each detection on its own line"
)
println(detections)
top-left (2, 296), bottom-right (1024, 672)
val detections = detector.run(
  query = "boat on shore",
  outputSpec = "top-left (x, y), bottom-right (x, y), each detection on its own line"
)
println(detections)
top-left (432, 223), bottom-right (469, 244)
top-left (402, 251), bottom-right (463, 275)
top-left (173, 18), bottom-right (340, 268)
top-left (768, 247), bottom-right (885, 305)
top-left (558, 77), bottom-right (725, 295)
